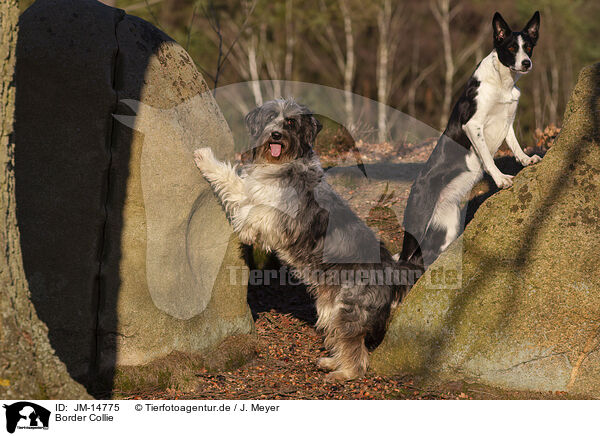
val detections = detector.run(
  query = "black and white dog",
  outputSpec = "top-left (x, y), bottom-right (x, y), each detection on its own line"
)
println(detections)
top-left (194, 99), bottom-right (418, 380)
top-left (400, 11), bottom-right (542, 269)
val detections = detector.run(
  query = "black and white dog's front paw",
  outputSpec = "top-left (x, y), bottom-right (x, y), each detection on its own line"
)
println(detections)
top-left (519, 154), bottom-right (543, 167)
top-left (493, 172), bottom-right (514, 189)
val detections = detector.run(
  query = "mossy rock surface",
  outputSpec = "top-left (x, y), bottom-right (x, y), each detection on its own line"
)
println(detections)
top-left (113, 335), bottom-right (259, 394)
top-left (371, 63), bottom-right (600, 397)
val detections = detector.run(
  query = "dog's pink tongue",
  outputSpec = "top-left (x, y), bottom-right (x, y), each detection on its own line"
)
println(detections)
top-left (269, 143), bottom-right (282, 157)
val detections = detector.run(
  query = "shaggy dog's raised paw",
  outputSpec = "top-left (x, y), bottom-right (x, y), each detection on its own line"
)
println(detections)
top-left (193, 147), bottom-right (215, 171)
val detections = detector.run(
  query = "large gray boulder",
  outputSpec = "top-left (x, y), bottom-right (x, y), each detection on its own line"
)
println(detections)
top-left (15, 0), bottom-right (253, 390)
top-left (372, 63), bottom-right (600, 397)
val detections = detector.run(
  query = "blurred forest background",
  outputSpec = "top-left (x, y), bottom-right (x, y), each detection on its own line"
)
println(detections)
top-left (21, 0), bottom-right (600, 143)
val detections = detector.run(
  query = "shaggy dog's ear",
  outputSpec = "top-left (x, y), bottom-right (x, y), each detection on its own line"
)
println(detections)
top-left (301, 114), bottom-right (322, 145)
top-left (245, 106), bottom-right (262, 138)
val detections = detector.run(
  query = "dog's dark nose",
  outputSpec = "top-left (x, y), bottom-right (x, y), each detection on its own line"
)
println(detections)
top-left (522, 59), bottom-right (531, 69)
top-left (271, 131), bottom-right (282, 140)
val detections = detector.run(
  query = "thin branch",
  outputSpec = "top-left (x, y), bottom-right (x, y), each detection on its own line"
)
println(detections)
top-left (185, 4), bottom-right (197, 52)
top-left (124, 0), bottom-right (163, 13)
top-left (455, 24), bottom-right (486, 69)
top-left (219, 0), bottom-right (258, 71)
top-left (143, 0), bottom-right (163, 30)
top-left (448, 2), bottom-right (463, 21)
top-left (318, 0), bottom-right (345, 74)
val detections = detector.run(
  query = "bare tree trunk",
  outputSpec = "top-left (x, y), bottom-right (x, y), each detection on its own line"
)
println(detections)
top-left (549, 48), bottom-right (559, 125)
top-left (340, 0), bottom-right (355, 132)
top-left (376, 0), bottom-right (391, 143)
top-left (284, 0), bottom-right (294, 96)
top-left (430, 0), bottom-right (485, 130)
top-left (407, 42), bottom-right (420, 118)
top-left (431, 0), bottom-right (454, 129)
top-left (315, 0), bottom-right (356, 130)
top-left (247, 32), bottom-right (263, 106)
top-left (228, 35), bottom-right (263, 106)
top-left (533, 79), bottom-right (543, 131)
top-left (265, 53), bottom-right (282, 97)
top-left (0, 0), bottom-right (90, 399)
top-left (563, 53), bottom-right (573, 112)
top-left (541, 66), bottom-right (551, 126)
top-left (543, 7), bottom-right (559, 127)
top-left (376, 0), bottom-right (408, 139)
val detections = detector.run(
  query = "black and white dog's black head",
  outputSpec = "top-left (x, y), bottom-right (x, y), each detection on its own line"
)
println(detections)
top-left (243, 98), bottom-right (322, 164)
top-left (493, 11), bottom-right (540, 74)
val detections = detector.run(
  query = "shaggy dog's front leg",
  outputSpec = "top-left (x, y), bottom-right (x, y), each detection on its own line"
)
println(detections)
top-left (194, 147), bottom-right (246, 214)
top-left (194, 147), bottom-right (259, 245)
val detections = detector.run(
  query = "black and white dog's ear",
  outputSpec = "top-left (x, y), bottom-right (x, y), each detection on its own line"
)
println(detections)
top-left (523, 11), bottom-right (540, 44)
top-left (244, 106), bottom-right (262, 138)
top-left (492, 12), bottom-right (511, 44)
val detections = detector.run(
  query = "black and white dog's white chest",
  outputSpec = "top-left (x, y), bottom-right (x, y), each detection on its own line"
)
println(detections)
top-left (466, 52), bottom-right (523, 159)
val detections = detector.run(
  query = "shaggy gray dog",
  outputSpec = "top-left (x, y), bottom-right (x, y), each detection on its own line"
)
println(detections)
top-left (194, 98), bottom-right (419, 381)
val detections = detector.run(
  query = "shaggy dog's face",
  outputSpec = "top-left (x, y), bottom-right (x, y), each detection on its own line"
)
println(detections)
top-left (242, 99), bottom-right (322, 164)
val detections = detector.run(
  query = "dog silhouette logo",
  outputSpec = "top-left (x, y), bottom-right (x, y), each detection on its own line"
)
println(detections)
top-left (2, 402), bottom-right (50, 433)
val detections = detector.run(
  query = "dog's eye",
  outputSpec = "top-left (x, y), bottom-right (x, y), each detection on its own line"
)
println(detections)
top-left (286, 118), bottom-right (296, 128)
top-left (508, 46), bottom-right (517, 53)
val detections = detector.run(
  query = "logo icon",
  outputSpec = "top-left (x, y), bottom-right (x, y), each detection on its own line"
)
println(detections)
top-left (2, 402), bottom-right (50, 434)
